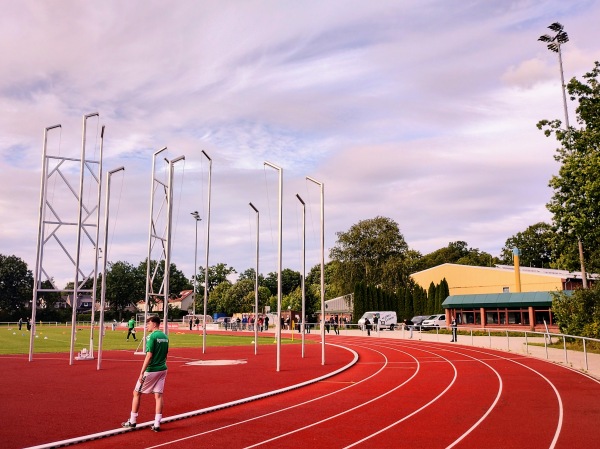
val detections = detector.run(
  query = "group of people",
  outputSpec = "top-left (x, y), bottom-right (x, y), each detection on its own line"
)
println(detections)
top-left (17, 317), bottom-right (31, 331)
top-left (324, 315), bottom-right (340, 334)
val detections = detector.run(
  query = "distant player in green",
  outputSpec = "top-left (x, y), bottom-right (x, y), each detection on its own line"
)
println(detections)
top-left (126, 317), bottom-right (137, 341)
top-left (122, 315), bottom-right (169, 432)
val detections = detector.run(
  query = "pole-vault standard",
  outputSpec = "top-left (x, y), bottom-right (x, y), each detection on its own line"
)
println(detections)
top-left (86, 125), bottom-right (106, 361)
top-left (164, 155), bottom-right (185, 334)
top-left (97, 166), bottom-right (124, 370)
top-left (29, 124), bottom-right (61, 362)
top-left (143, 147), bottom-right (168, 352)
top-left (296, 194), bottom-right (306, 358)
top-left (264, 161), bottom-right (283, 372)
top-left (201, 150), bottom-right (212, 353)
top-left (306, 176), bottom-right (325, 365)
top-left (70, 112), bottom-right (100, 365)
top-left (249, 202), bottom-right (259, 355)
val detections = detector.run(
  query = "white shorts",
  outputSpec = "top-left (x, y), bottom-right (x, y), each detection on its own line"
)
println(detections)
top-left (135, 370), bottom-right (167, 394)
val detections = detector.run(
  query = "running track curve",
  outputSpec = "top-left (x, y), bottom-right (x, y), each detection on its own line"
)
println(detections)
top-left (20, 334), bottom-right (600, 449)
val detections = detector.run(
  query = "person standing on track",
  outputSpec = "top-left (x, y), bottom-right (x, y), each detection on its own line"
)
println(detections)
top-left (450, 317), bottom-right (458, 342)
top-left (122, 315), bottom-right (169, 432)
top-left (365, 317), bottom-right (371, 336)
top-left (127, 316), bottom-right (137, 341)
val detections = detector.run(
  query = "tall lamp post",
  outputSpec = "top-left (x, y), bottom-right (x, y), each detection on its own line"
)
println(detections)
top-left (191, 211), bottom-right (201, 319)
top-left (264, 161), bottom-right (283, 372)
top-left (539, 23), bottom-right (588, 289)
top-left (296, 194), bottom-right (306, 358)
top-left (306, 176), bottom-right (325, 365)
top-left (249, 202), bottom-right (259, 355)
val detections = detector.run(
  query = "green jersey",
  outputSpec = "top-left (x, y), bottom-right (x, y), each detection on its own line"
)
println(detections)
top-left (145, 330), bottom-right (169, 372)
top-left (128, 318), bottom-right (136, 329)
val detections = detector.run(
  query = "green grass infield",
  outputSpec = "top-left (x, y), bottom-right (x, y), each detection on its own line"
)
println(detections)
top-left (0, 324), bottom-right (300, 355)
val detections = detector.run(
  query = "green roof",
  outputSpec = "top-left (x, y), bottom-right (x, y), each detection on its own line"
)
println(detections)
top-left (442, 291), bottom-right (568, 308)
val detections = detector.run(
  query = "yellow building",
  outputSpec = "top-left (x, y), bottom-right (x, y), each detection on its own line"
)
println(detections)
top-left (410, 263), bottom-right (594, 330)
top-left (410, 263), bottom-right (588, 295)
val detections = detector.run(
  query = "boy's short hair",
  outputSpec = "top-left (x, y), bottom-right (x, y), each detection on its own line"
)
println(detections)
top-left (147, 315), bottom-right (161, 325)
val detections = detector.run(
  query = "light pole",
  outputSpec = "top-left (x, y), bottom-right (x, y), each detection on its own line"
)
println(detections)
top-left (264, 161), bottom-right (282, 372)
top-left (249, 202), bottom-right (259, 355)
top-left (306, 176), bottom-right (325, 365)
top-left (296, 194), bottom-right (306, 358)
top-left (201, 150), bottom-right (212, 353)
top-left (97, 166), bottom-right (125, 370)
top-left (539, 23), bottom-right (588, 288)
top-left (191, 211), bottom-right (201, 319)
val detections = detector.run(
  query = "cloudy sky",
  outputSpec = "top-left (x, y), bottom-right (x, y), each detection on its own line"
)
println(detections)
top-left (1, 0), bottom-right (599, 289)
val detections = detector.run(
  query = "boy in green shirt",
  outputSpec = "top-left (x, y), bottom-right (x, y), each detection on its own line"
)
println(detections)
top-left (122, 315), bottom-right (169, 432)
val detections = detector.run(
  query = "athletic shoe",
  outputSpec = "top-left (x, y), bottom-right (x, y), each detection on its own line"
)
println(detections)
top-left (121, 421), bottom-right (136, 429)
top-left (150, 425), bottom-right (160, 432)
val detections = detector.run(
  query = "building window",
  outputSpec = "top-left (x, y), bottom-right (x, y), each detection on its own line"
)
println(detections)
top-left (503, 287), bottom-right (510, 293)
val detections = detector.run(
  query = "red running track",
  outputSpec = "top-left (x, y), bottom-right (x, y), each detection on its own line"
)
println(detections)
top-left (5, 334), bottom-right (600, 449)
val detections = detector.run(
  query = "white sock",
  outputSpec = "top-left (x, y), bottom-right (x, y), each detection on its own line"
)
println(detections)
top-left (130, 412), bottom-right (138, 424)
top-left (154, 414), bottom-right (162, 427)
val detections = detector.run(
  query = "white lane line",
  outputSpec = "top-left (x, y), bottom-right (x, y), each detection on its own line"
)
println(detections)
top-left (409, 341), bottom-right (564, 449)
top-left (144, 343), bottom-right (395, 449)
top-left (244, 343), bottom-right (451, 449)
top-left (342, 341), bottom-right (495, 449)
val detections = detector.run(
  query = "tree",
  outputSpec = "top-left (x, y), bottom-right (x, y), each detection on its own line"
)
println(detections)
top-left (105, 261), bottom-right (143, 315)
top-left (195, 263), bottom-right (236, 293)
top-left (500, 222), bottom-right (554, 268)
top-left (329, 216), bottom-right (410, 292)
top-left (538, 61), bottom-right (600, 276)
top-left (420, 241), bottom-right (498, 270)
top-left (263, 268), bottom-right (301, 297)
top-left (552, 286), bottom-right (600, 338)
top-left (0, 254), bottom-right (33, 315)
top-left (136, 259), bottom-right (192, 301)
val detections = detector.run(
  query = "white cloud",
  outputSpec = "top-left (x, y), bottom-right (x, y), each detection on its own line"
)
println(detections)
top-left (1, 0), bottom-right (599, 288)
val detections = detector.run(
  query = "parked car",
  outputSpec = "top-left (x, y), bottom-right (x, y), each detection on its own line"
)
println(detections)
top-left (421, 314), bottom-right (448, 329)
top-left (409, 315), bottom-right (430, 329)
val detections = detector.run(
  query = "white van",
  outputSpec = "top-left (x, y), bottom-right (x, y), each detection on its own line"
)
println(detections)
top-left (421, 314), bottom-right (447, 329)
top-left (358, 311), bottom-right (398, 331)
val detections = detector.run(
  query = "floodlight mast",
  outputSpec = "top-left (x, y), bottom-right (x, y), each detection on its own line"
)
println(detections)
top-left (538, 23), bottom-right (588, 289)
top-left (201, 150), bottom-right (212, 353)
top-left (29, 124), bottom-right (61, 362)
top-left (249, 202), bottom-right (259, 355)
top-left (264, 161), bottom-right (283, 372)
top-left (97, 166), bottom-right (125, 370)
top-left (306, 176), bottom-right (325, 365)
top-left (296, 194), bottom-right (306, 358)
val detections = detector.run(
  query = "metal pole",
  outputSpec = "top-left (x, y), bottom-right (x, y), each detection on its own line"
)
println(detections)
top-left (29, 124), bottom-right (61, 361)
top-left (296, 194), bottom-right (306, 358)
top-left (201, 150), bottom-right (212, 353)
top-left (250, 202), bottom-right (259, 355)
top-left (143, 147), bottom-right (168, 352)
top-left (164, 155), bottom-right (185, 334)
top-left (88, 124), bottom-right (105, 359)
top-left (307, 176), bottom-right (325, 365)
top-left (191, 211), bottom-right (201, 319)
top-left (97, 166), bottom-right (124, 370)
top-left (70, 112), bottom-right (98, 365)
top-left (265, 161), bottom-right (282, 371)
